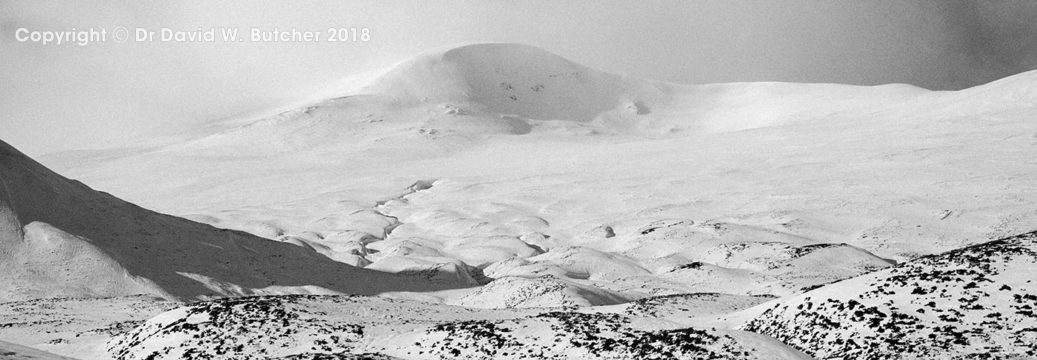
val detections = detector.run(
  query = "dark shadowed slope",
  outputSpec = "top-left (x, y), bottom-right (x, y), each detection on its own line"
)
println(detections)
top-left (0, 139), bottom-right (473, 301)
top-left (0, 340), bottom-right (76, 360)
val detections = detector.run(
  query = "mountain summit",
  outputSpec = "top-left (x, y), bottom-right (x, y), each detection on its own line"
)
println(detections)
top-left (359, 43), bottom-right (666, 122)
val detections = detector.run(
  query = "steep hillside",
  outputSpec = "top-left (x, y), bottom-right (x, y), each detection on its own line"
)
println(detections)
top-left (743, 230), bottom-right (1037, 359)
top-left (0, 139), bottom-right (468, 301)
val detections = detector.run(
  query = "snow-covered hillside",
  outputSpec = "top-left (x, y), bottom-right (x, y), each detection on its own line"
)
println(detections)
top-left (743, 230), bottom-right (1037, 359)
top-left (0, 140), bottom-right (469, 301)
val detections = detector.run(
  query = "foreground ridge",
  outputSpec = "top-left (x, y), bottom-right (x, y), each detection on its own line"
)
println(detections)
top-left (744, 230), bottom-right (1037, 359)
top-left (107, 294), bottom-right (808, 359)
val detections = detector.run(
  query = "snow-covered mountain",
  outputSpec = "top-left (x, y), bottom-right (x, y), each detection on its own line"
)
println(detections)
top-left (3, 42), bottom-right (1037, 359)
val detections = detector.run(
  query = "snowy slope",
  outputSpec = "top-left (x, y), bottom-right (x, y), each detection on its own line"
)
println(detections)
top-left (0, 295), bottom-right (178, 359)
top-left (743, 230), bottom-right (1037, 359)
top-left (0, 140), bottom-right (472, 301)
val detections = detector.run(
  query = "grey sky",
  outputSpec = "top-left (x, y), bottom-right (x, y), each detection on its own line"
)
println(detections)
top-left (2, 0), bottom-right (1036, 156)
